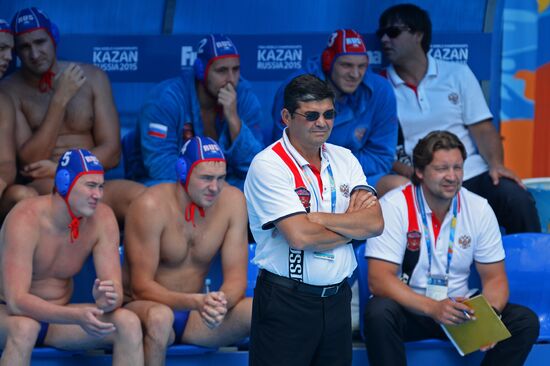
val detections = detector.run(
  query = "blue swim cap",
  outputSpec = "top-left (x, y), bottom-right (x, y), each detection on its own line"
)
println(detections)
top-left (175, 136), bottom-right (225, 190)
top-left (193, 34), bottom-right (239, 83)
top-left (11, 7), bottom-right (59, 46)
top-left (54, 149), bottom-right (104, 242)
top-left (0, 19), bottom-right (11, 34)
top-left (55, 149), bottom-right (104, 199)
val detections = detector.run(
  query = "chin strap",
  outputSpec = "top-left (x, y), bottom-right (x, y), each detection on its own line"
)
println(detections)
top-left (63, 198), bottom-right (82, 243)
top-left (184, 202), bottom-right (205, 227)
top-left (38, 68), bottom-right (56, 93)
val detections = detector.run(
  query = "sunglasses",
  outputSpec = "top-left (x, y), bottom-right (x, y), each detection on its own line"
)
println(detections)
top-left (376, 26), bottom-right (411, 39)
top-left (293, 109), bottom-right (336, 122)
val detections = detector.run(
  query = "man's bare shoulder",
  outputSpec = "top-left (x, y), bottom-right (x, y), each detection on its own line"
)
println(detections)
top-left (90, 201), bottom-right (118, 223)
top-left (4, 195), bottom-right (49, 228)
top-left (130, 183), bottom-right (177, 214)
top-left (213, 185), bottom-right (246, 215)
top-left (0, 72), bottom-right (27, 99)
top-left (0, 89), bottom-right (13, 110)
top-left (77, 62), bottom-right (110, 84)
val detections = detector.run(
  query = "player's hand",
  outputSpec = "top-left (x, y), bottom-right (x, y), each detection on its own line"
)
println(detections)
top-left (218, 83), bottom-right (239, 125)
top-left (54, 63), bottom-right (86, 105)
top-left (77, 307), bottom-right (117, 337)
top-left (488, 164), bottom-right (525, 188)
top-left (430, 298), bottom-right (474, 325)
top-left (480, 342), bottom-right (497, 352)
top-left (346, 190), bottom-right (377, 213)
top-left (199, 291), bottom-right (228, 329)
top-left (92, 279), bottom-right (119, 313)
top-left (20, 160), bottom-right (56, 179)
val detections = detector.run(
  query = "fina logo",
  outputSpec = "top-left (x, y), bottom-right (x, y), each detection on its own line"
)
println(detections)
top-left (429, 44), bottom-right (469, 63)
top-left (257, 45), bottom-right (302, 70)
top-left (93, 46), bottom-right (138, 72)
top-left (180, 46), bottom-right (197, 68)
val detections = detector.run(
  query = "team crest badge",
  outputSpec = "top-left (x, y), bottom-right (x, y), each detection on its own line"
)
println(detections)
top-left (406, 231), bottom-right (422, 251)
top-left (448, 92), bottom-right (459, 105)
top-left (458, 235), bottom-right (472, 249)
top-left (295, 187), bottom-right (311, 213)
top-left (340, 184), bottom-right (350, 198)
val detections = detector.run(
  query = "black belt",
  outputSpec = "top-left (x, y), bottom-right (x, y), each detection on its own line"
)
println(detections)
top-left (258, 269), bottom-right (346, 298)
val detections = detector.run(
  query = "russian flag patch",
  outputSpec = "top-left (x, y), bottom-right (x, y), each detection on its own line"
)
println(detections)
top-left (148, 123), bottom-right (168, 139)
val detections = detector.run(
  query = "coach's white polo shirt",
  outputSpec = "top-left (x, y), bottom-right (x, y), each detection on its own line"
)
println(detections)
top-left (245, 130), bottom-right (369, 285)
top-left (386, 56), bottom-right (493, 180)
top-left (366, 184), bottom-right (504, 297)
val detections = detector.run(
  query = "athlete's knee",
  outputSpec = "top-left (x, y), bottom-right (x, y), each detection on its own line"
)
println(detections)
top-left (4, 185), bottom-right (38, 203)
top-left (6, 316), bottom-right (41, 350)
top-left (111, 308), bottom-right (143, 345)
top-left (143, 304), bottom-right (173, 345)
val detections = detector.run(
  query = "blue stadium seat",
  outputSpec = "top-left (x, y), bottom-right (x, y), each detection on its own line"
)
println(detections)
top-left (247, 243), bottom-right (259, 297)
top-left (503, 233), bottom-right (550, 341)
top-left (354, 243), bottom-right (370, 341)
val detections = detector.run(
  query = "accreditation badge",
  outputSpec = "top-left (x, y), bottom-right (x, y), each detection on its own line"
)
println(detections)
top-left (313, 250), bottom-right (335, 261)
top-left (425, 274), bottom-right (448, 301)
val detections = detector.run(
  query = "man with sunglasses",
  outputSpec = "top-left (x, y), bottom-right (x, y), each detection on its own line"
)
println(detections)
top-left (245, 74), bottom-right (384, 366)
top-left (271, 29), bottom-right (398, 190)
top-left (376, 3), bottom-right (540, 234)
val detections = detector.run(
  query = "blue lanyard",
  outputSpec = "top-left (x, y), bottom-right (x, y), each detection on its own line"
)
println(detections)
top-left (326, 164), bottom-right (336, 214)
top-left (415, 185), bottom-right (458, 278)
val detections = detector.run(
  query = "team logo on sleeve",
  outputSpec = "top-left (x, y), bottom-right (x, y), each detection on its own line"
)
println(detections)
top-left (340, 184), bottom-right (350, 198)
top-left (458, 235), bottom-right (472, 249)
top-left (406, 231), bottom-right (422, 251)
top-left (448, 92), bottom-right (459, 105)
top-left (295, 187), bottom-right (311, 213)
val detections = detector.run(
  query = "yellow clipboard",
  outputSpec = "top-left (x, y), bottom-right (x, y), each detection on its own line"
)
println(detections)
top-left (441, 294), bottom-right (511, 356)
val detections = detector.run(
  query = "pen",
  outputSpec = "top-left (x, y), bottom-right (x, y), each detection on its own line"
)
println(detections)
top-left (204, 278), bottom-right (211, 294)
top-left (450, 297), bottom-right (472, 320)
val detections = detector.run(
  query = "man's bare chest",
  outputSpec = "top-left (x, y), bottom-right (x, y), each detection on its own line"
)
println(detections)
top-left (21, 89), bottom-right (95, 132)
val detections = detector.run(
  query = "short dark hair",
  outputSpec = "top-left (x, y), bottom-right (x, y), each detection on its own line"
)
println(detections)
top-left (411, 131), bottom-right (467, 185)
top-left (379, 3), bottom-right (432, 54)
top-left (283, 74), bottom-right (334, 114)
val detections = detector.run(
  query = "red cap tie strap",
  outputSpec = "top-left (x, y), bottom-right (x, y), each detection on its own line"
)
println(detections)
top-left (185, 202), bottom-right (205, 227)
top-left (38, 69), bottom-right (56, 93)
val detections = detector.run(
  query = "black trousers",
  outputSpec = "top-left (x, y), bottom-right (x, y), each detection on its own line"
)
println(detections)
top-left (249, 274), bottom-right (352, 366)
top-left (463, 172), bottom-right (541, 234)
top-left (363, 297), bottom-right (540, 366)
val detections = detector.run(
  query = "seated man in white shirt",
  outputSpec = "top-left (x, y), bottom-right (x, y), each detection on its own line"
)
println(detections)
top-left (364, 130), bottom-right (539, 366)
top-left (376, 3), bottom-right (540, 234)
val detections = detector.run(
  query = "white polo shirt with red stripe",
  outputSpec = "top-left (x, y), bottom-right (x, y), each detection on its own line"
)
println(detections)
top-left (386, 56), bottom-right (493, 180)
top-left (244, 130), bottom-right (369, 285)
top-left (365, 183), bottom-right (504, 297)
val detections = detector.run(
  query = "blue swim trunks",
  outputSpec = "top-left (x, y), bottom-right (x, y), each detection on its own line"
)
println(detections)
top-left (172, 310), bottom-right (190, 344)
